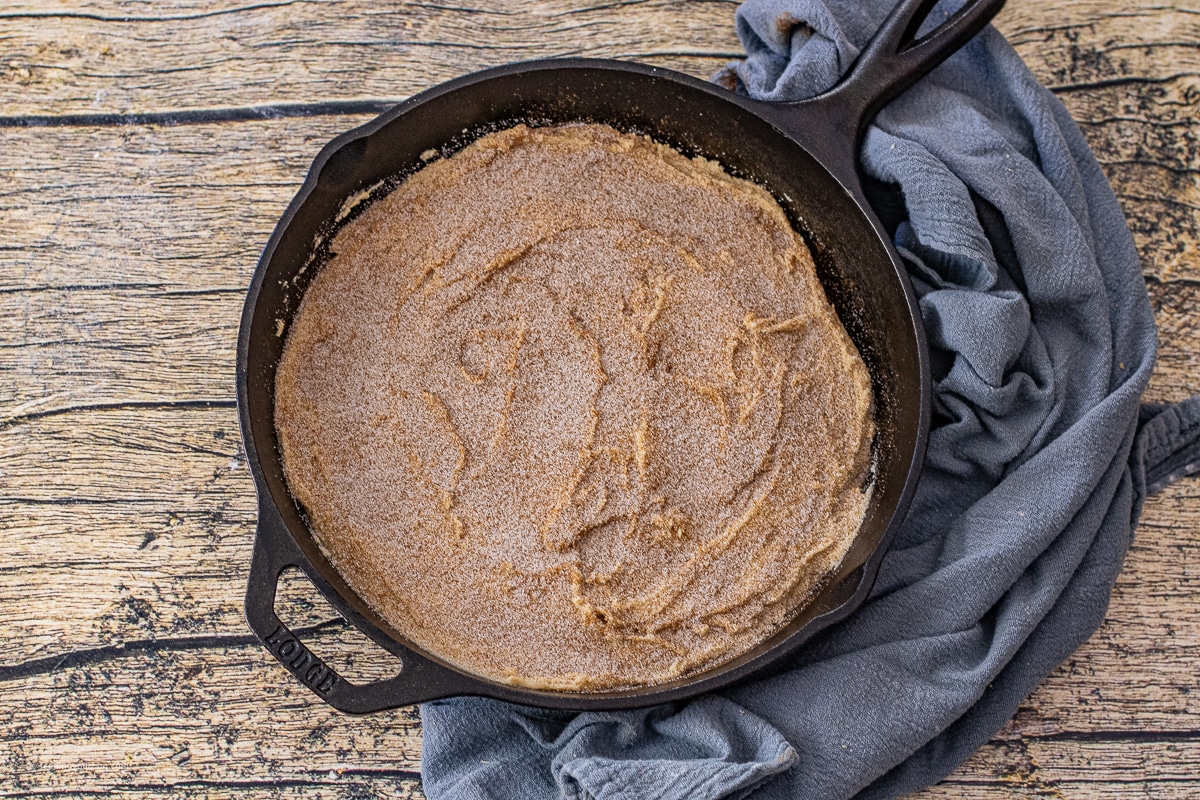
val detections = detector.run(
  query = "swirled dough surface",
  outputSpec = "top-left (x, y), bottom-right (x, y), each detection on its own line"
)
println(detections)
top-left (275, 123), bottom-right (874, 690)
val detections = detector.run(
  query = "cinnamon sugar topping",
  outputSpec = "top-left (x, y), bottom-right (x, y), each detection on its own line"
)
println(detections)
top-left (274, 123), bottom-right (874, 690)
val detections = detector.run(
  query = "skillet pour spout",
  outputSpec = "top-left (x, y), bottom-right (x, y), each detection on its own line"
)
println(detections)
top-left (238, 0), bottom-right (1006, 713)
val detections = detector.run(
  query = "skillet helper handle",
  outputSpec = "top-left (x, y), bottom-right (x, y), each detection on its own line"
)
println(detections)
top-left (826, 0), bottom-right (1007, 138)
top-left (245, 502), bottom-right (469, 714)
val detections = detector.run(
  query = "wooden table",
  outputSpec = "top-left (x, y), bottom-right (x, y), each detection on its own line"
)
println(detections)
top-left (2, 1), bottom-right (1196, 796)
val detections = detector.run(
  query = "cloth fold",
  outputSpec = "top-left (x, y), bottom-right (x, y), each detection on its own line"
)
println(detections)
top-left (420, 0), bottom-right (1200, 797)
top-left (422, 697), bottom-right (798, 800)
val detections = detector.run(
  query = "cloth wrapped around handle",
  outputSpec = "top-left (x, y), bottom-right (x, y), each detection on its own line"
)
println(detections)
top-left (419, 0), bottom-right (1200, 797)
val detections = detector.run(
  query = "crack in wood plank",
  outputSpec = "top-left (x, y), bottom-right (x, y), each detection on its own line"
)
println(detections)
top-left (0, 399), bottom-right (237, 429)
top-left (0, 100), bottom-right (401, 128)
top-left (0, 0), bottom-right (314, 24)
top-left (0, 620), bottom-right (346, 683)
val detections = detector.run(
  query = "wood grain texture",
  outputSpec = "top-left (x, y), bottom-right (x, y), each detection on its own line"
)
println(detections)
top-left (0, 0), bottom-right (743, 117)
top-left (0, 0), bottom-right (1197, 797)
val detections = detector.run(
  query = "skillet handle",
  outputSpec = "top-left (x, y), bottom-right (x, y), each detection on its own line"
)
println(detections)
top-left (805, 0), bottom-right (1007, 139)
top-left (244, 500), bottom-right (477, 714)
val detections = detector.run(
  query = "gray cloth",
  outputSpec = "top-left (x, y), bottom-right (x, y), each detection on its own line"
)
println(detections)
top-left (419, 0), bottom-right (1200, 797)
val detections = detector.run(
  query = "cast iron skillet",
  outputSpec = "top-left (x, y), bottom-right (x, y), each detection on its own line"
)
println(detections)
top-left (239, 0), bottom-right (1005, 714)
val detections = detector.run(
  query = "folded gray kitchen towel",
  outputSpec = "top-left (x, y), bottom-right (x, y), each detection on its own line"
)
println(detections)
top-left (419, 0), bottom-right (1200, 797)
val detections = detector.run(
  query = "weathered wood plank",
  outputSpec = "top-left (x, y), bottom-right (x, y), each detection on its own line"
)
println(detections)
top-left (926, 784), bottom-right (1200, 800)
top-left (923, 745), bottom-right (1200, 795)
top-left (0, 119), bottom-right (345, 294)
top-left (0, 405), bottom-right (252, 662)
top-left (0, 1), bottom-right (1194, 119)
top-left (939, 732), bottom-right (1200, 792)
top-left (1020, 5), bottom-right (1200, 288)
top-left (0, 0), bottom-right (741, 118)
top-left (1147, 283), bottom-right (1200, 404)
top-left (0, 290), bottom-right (243, 414)
top-left (0, 407), bottom-right (245, 504)
top-left (1, 568), bottom-right (422, 792)
top-left (0, 645), bottom-right (425, 793)
top-left (0, 503), bottom-right (255, 663)
top-left (1002, 3), bottom-right (1200, 86)
top-left (0, 786), bottom-right (424, 800)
